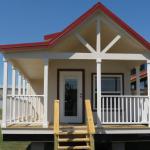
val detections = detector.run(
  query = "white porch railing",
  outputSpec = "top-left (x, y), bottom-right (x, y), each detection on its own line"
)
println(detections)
top-left (100, 95), bottom-right (149, 124)
top-left (6, 95), bottom-right (44, 125)
top-left (4, 95), bottom-right (150, 126)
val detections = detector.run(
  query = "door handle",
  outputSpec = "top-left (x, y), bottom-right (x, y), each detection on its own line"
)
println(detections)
top-left (80, 93), bottom-right (82, 98)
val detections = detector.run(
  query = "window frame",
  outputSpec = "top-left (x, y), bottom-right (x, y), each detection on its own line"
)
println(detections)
top-left (91, 73), bottom-right (124, 111)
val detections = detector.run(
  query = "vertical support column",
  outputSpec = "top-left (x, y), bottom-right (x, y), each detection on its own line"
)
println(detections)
top-left (43, 59), bottom-right (49, 128)
top-left (23, 77), bottom-right (26, 95)
top-left (17, 72), bottom-right (21, 122)
top-left (26, 81), bottom-right (30, 95)
top-left (25, 80), bottom-right (28, 95)
top-left (147, 61), bottom-right (150, 97)
top-left (147, 61), bottom-right (150, 126)
top-left (136, 66), bottom-right (140, 95)
top-left (12, 66), bottom-right (16, 96)
top-left (2, 58), bottom-right (8, 128)
top-left (18, 73), bottom-right (21, 95)
top-left (12, 66), bottom-right (16, 122)
top-left (96, 17), bottom-right (101, 53)
top-left (96, 58), bottom-right (102, 126)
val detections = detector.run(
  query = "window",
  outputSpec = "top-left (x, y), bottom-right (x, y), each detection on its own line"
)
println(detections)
top-left (92, 74), bottom-right (123, 110)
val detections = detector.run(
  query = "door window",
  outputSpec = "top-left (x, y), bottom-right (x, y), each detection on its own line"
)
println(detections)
top-left (64, 79), bottom-right (77, 116)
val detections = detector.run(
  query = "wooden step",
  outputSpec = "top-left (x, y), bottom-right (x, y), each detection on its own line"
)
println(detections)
top-left (59, 131), bottom-right (88, 135)
top-left (58, 137), bottom-right (90, 142)
top-left (60, 125), bottom-right (87, 130)
top-left (58, 145), bottom-right (90, 149)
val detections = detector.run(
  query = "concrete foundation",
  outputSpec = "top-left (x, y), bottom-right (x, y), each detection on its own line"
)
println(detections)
top-left (112, 142), bottom-right (125, 150)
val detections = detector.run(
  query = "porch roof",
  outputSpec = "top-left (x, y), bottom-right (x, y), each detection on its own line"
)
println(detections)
top-left (0, 2), bottom-right (149, 52)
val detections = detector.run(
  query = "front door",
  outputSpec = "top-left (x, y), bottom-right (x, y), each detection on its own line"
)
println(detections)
top-left (59, 71), bottom-right (83, 123)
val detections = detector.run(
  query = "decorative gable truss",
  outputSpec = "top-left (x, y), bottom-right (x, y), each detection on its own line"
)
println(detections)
top-left (75, 16), bottom-right (121, 55)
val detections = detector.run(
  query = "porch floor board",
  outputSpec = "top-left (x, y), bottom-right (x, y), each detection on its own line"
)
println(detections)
top-left (7, 124), bottom-right (149, 129)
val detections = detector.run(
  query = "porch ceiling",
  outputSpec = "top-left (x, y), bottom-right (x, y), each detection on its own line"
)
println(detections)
top-left (11, 59), bottom-right (146, 81)
top-left (12, 58), bottom-right (44, 80)
top-left (102, 60), bottom-right (146, 71)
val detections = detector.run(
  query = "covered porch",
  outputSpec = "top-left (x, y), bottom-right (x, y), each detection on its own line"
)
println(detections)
top-left (2, 58), bottom-right (150, 128)
top-left (2, 12), bottom-right (150, 129)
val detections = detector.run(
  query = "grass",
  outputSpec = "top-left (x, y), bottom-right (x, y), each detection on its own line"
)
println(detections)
top-left (0, 109), bottom-right (30, 150)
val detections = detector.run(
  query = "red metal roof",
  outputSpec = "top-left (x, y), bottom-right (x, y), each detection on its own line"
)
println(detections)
top-left (44, 32), bottom-right (62, 41)
top-left (0, 2), bottom-right (149, 51)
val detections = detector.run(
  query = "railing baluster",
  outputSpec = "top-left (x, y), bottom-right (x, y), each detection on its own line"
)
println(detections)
top-left (39, 97), bottom-right (41, 122)
top-left (106, 97), bottom-right (108, 123)
top-left (13, 97), bottom-right (15, 122)
top-left (102, 97), bottom-right (104, 122)
top-left (130, 97), bottom-right (132, 122)
top-left (147, 98), bottom-right (149, 123)
top-left (126, 97), bottom-right (128, 123)
top-left (29, 96), bottom-right (31, 121)
top-left (118, 97), bottom-right (120, 123)
top-left (22, 97), bottom-right (24, 121)
top-left (134, 97), bottom-right (136, 123)
top-left (141, 97), bottom-right (144, 123)
top-left (24, 96), bottom-right (26, 121)
top-left (114, 97), bottom-right (116, 123)
top-left (110, 97), bottom-right (112, 123)
top-left (9, 97), bottom-right (12, 123)
top-left (31, 96), bottom-right (33, 122)
top-left (35, 97), bottom-right (37, 121)
top-left (17, 97), bottom-right (20, 122)
top-left (137, 97), bottom-right (140, 123)
top-left (121, 97), bottom-right (124, 123)
top-left (26, 96), bottom-right (28, 122)
top-left (23, 97), bottom-right (25, 121)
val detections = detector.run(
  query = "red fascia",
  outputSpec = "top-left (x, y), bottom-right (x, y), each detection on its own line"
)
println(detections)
top-left (0, 41), bottom-right (49, 50)
top-left (0, 2), bottom-right (150, 51)
top-left (44, 32), bottom-right (62, 40)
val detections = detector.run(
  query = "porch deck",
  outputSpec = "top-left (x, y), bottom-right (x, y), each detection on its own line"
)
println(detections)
top-left (7, 124), bottom-right (148, 129)
top-left (3, 124), bottom-right (150, 136)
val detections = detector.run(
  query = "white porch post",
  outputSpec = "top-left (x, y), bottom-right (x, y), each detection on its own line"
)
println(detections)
top-left (136, 66), bottom-right (140, 95)
top-left (17, 72), bottom-right (21, 122)
top-left (96, 17), bottom-right (101, 53)
top-left (97, 58), bottom-right (102, 125)
top-left (2, 58), bottom-right (8, 128)
top-left (43, 59), bottom-right (49, 128)
top-left (12, 66), bottom-right (16, 96)
top-left (12, 66), bottom-right (16, 122)
top-left (147, 61), bottom-right (150, 97)
top-left (147, 60), bottom-right (150, 126)
top-left (18, 73), bottom-right (21, 95)
top-left (26, 81), bottom-right (30, 95)
top-left (23, 77), bottom-right (26, 95)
